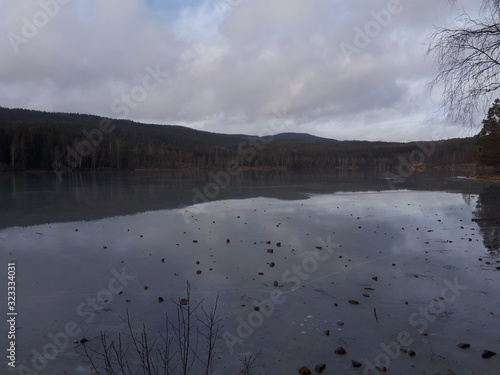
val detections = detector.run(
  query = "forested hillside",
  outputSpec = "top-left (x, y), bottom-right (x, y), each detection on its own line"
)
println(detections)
top-left (0, 107), bottom-right (478, 171)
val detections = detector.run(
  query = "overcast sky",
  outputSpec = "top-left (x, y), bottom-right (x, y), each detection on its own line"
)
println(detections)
top-left (0, 0), bottom-right (487, 141)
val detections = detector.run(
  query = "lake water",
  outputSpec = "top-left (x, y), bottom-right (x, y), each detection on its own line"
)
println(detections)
top-left (1, 170), bottom-right (499, 374)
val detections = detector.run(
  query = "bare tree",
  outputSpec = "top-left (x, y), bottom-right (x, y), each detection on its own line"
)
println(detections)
top-left (427, 0), bottom-right (500, 127)
top-left (238, 351), bottom-right (261, 375)
top-left (76, 282), bottom-right (231, 375)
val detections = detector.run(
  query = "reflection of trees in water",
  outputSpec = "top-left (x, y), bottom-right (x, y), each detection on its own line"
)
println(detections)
top-left (473, 185), bottom-right (500, 253)
top-left (462, 193), bottom-right (474, 206)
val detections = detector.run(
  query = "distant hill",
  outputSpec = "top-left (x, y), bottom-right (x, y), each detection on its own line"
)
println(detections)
top-left (0, 106), bottom-right (479, 172)
top-left (271, 132), bottom-right (338, 143)
top-left (0, 106), bottom-right (248, 149)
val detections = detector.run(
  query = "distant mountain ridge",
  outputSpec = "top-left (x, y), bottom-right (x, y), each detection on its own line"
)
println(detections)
top-left (271, 132), bottom-right (338, 142)
top-left (0, 106), bottom-right (337, 144)
top-left (0, 106), bottom-right (479, 171)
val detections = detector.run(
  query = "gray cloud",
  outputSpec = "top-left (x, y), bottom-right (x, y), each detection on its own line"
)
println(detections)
top-left (0, 0), bottom-right (485, 141)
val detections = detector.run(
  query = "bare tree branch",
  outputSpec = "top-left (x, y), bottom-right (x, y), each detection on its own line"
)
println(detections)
top-left (428, 1), bottom-right (500, 126)
top-left (73, 283), bottom-right (232, 375)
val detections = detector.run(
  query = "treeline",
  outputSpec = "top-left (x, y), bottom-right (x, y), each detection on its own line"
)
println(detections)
top-left (0, 106), bottom-right (479, 171)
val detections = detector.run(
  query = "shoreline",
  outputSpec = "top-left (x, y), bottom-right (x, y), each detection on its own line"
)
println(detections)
top-left (470, 172), bottom-right (500, 182)
top-left (0, 163), bottom-right (488, 174)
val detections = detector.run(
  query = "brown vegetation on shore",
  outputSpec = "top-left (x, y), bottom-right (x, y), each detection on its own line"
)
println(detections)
top-left (471, 172), bottom-right (500, 181)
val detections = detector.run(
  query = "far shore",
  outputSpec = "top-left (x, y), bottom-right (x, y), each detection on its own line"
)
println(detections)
top-left (470, 171), bottom-right (500, 182)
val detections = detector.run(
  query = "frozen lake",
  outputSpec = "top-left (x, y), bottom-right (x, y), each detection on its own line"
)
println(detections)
top-left (1, 170), bottom-right (499, 374)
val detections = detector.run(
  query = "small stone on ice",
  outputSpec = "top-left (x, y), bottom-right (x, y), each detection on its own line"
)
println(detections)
top-left (314, 363), bottom-right (326, 373)
top-left (351, 360), bottom-right (362, 368)
top-left (334, 346), bottom-right (347, 355)
top-left (298, 366), bottom-right (311, 374)
top-left (482, 350), bottom-right (497, 359)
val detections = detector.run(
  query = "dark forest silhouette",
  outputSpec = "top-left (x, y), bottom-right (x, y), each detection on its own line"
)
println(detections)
top-left (0, 107), bottom-right (478, 172)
